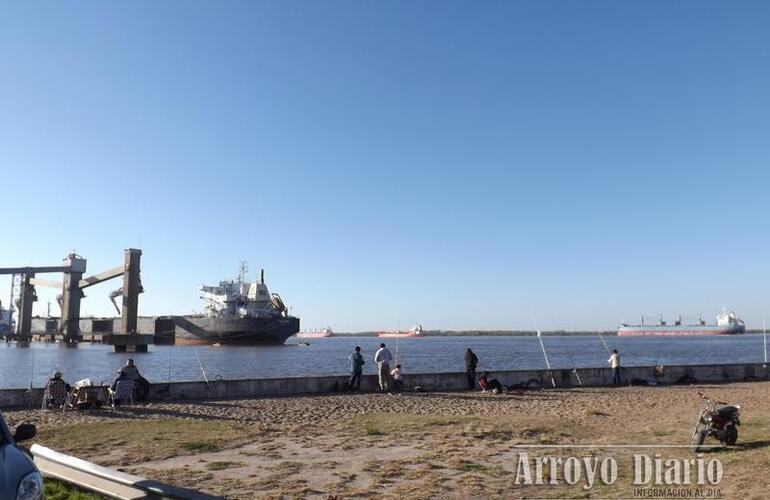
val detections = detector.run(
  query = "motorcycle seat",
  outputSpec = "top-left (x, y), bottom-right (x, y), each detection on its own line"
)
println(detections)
top-left (717, 405), bottom-right (739, 417)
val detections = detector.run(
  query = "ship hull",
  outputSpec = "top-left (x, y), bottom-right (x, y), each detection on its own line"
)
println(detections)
top-left (378, 332), bottom-right (421, 338)
top-left (296, 333), bottom-right (332, 338)
top-left (173, 316), bottom-right (300, 345)
top-left (617, 325), bottom-right (745, 337)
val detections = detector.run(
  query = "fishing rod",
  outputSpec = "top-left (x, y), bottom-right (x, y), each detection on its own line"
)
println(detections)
top-left (28, 357), bottom-right (34, 409)
top-left (536, 330), bottom-right (557, 389)
top-left (194, 349), bottom-right (209, 387)
top-left (598, 331), bottom-right (612, 356)
top-left (565, 351), bottom-right (583, 387)
top-left (764, 320), bottom-right (767, 365)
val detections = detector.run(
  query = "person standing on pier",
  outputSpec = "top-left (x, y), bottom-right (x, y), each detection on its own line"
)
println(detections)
top-left (348, 346), bottom-right (365, 392)
top-left (608, 349), bottom-right (622, 386)
top-left (374, 343), bottom-right (393, 393)
top-left (465, 348), bottom-right (478, 389)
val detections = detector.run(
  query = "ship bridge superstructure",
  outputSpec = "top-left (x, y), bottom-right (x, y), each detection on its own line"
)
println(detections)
top-left (199, 268), bottom-right (288, 320)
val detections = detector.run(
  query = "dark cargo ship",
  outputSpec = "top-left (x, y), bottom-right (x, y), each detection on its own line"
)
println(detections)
top-left (173, 266), bottom-right (299, 345)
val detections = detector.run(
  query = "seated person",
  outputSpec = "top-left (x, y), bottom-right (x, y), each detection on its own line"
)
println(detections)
top-left (390, 364), bottom-right (404, 392)
top-left (43, 371), bottom-right (71, 409)
top-left (120, 359), bottom-right (140, 380)
top-left (109, 371), bottom-right (135, 406)
top-left (120, 359), bottom-right (150, 400)
top-left (478, 372), bottom-right (504, 394)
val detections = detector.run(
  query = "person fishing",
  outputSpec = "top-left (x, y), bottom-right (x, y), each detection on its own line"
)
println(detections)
top-left (374, 343), bottom-right (393, 393)
top-left (464, 348), bottom-right (478, 390)
top-left (608, 349), bottom-right (622, 386)
top-left (348, 346), bottom-right (365, 392)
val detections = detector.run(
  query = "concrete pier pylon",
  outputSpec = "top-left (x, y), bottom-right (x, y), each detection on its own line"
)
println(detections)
top-left (17, 273), bottom-right (36, 341)
top-left (109, 248), bottom-right (151, 352)
top-left (120, 248), bottom-right (142, 335)
top-left (60, 254), bottom-right (86, 343)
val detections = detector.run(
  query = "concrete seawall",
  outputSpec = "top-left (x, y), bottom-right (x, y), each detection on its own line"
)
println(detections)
top-left (2, 362), bottom-right (768, 409)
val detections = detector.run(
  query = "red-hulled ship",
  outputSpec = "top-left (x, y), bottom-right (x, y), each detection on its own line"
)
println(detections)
top-left (378, 324), bottom-right (423, 338)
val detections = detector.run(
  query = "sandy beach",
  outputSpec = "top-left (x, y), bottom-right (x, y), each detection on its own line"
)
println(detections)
top-left (5, 382), bottom-right (770, 499)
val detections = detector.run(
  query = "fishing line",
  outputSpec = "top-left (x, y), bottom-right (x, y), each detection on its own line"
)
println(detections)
top-left (395, 337), bottom-right (400, 365)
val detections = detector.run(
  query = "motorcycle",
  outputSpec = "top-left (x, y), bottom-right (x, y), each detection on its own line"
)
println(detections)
top-left (691, 391), bottom-right (741, 451)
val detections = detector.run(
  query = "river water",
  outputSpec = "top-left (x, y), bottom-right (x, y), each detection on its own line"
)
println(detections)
top-left (0, 334), bottom-right (767, 389)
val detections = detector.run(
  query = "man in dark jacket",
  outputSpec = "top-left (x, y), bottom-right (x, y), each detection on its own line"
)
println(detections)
top-left (465, 348), bottom-right (478, 389)
top-left (120, 358), bottom-right (150, 401)
top-left (348, 346), bottom-right (365, 392)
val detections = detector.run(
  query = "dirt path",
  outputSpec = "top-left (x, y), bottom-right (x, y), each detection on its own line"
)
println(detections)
top-left (5, 382), bottom-right (770, 498)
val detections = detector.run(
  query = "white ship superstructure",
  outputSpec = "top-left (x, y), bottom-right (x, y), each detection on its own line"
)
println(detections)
top-left (296, 326), bottom-right (334, 338)
top-left (199, 268), bottom-right (288, 320)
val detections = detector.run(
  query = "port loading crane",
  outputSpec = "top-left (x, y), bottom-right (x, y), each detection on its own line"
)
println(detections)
top-left (0, 248), bottom-right (152, 351)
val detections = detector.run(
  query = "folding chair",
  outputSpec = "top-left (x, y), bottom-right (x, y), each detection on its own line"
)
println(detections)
top-left (108, 379), bottom-right (135, 408)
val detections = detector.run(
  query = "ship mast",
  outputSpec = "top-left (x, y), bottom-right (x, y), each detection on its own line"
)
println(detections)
top-left (238, 261), bottom-right (248, 284)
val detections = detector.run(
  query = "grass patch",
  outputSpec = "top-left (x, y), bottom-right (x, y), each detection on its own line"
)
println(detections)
top-left (34, 419), bottom-right (265, 466)
top-left (182, 441), bottom-right (220, 452)
top-left (353, 413), bottom-right (476, 437)
top-left (426, 417), bottom-right (461, 426)
top-left (521, 426), bottom-right (550, 436)
top-left (45, 479), bottom-right (107, 500)
top-left (205, 461), bottom-right (242, 471)
top-left (456, 460), bottom-right (489, 473)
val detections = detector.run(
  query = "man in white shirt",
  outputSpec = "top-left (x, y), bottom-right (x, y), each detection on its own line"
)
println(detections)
top-left (608, 349), bottom-right (621, 386)
top-left (374, 343), bottom-right (393, 393)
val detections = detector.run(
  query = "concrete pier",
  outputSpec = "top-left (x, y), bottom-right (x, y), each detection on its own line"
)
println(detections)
top-left (29, 316), bottom-right (175, 346)
top-left (1, 362), bottom-right (768, 409)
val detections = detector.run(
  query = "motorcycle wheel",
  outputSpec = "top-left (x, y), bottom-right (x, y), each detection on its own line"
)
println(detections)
top-left (691, 419), bottom-right (707, 451)
top-left (723, 424), bottom-right (738, 446)
top-left (691, 430), bottom-right (706, 451)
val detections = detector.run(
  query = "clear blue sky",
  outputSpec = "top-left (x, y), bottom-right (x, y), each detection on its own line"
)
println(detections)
top-left (1, 2), bottom-right (769, 331)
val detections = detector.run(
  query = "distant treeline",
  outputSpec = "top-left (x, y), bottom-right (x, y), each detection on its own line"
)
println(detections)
top-left (333, 330), bottom-right (617, 337)
top-left (332, 330), bottom-right (767, 337)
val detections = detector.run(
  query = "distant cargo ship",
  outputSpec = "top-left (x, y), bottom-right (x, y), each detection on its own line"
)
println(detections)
top-left (296, 326), bottom-right (334, 338)
top-left (378, 324), bottom-right (423, 338)
top-left (173, 266), bottom-right (299, 345)
top-left (617, 311), bottom-right (745, 337)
